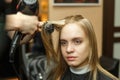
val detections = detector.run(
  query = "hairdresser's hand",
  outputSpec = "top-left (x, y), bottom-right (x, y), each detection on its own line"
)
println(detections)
top-left (6, 12), bottom-right (39, 34)
top-left (5, 12), bottom-right (39, 44)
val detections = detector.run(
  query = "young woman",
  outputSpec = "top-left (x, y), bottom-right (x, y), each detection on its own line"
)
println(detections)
top-left (41, 15), bottom-right (119, 80)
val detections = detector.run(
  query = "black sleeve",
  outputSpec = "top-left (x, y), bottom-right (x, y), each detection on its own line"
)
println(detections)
top-left (0, 0), bottom-right (18, 14)
top-left (5, 0), bottom-right (18, 14)
top-left (0, 0), bottom-right (6, 14)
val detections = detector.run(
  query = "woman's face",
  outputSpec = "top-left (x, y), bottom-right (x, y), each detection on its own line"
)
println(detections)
top-left (60, 23), bottom-right (90, 68)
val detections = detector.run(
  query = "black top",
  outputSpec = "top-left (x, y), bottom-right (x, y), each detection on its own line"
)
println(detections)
top-left (0, 0), bottom-right (5, 14)
top-left (62, 68), bottom-right (113, 80)
top-left (0, 0), bottom-right (18, 14)
top-left (0, 0), bottom-right (19, 78)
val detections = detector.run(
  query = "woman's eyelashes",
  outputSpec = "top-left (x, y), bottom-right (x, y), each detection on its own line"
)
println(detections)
top-left (60, 40), bottom-right (68, 46)
top-left (60, 38), bottom-right (82, 46)
top-left (73, 38), bottom-right (82, 45)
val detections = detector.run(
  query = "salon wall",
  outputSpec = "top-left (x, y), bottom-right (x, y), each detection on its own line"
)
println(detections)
top-left (48, 0), bottom-right (103, 56)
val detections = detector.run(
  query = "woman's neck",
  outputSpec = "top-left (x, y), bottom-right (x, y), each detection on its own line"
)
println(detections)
top-left (70, 64), bottom-right (91, 74)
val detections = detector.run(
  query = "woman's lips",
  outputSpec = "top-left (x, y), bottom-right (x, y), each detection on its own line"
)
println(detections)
top-left (66, 56), bottom-right (76, 61)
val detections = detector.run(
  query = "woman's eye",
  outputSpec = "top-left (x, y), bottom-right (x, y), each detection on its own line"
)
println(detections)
top-left (74, 39), bottom-right (82, 45)
top-left (60, 41), bottom-right (67, 46)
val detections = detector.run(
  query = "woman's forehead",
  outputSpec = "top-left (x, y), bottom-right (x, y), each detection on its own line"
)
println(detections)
top-left (60, 23), bottom-right (86, 39)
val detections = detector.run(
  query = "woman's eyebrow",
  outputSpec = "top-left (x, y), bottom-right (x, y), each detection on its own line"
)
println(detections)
top-left (60, 39), bottom-right (66, 41)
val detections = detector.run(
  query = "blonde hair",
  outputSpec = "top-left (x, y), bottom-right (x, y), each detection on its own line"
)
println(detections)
top-left (41, 15), bottom-right (119, 80)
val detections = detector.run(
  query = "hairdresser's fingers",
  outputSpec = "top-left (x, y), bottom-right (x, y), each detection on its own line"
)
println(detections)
top-left (37, 21), bottom-right (45, 32)
top-left (20, 34), bottom-right (34, 44)
top-left (18, 12), bottom-right (39, 35)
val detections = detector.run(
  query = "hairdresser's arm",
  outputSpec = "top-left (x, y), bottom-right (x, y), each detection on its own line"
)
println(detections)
top-left (5, 12), bottom-right (39, 44)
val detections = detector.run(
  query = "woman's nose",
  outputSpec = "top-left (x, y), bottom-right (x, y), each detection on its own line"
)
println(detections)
top-left (66, 44), bottom-right (74, 53)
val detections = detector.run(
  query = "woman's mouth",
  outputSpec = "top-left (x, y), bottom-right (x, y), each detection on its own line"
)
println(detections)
top-left (67, 56), bottom-right (76, 61)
